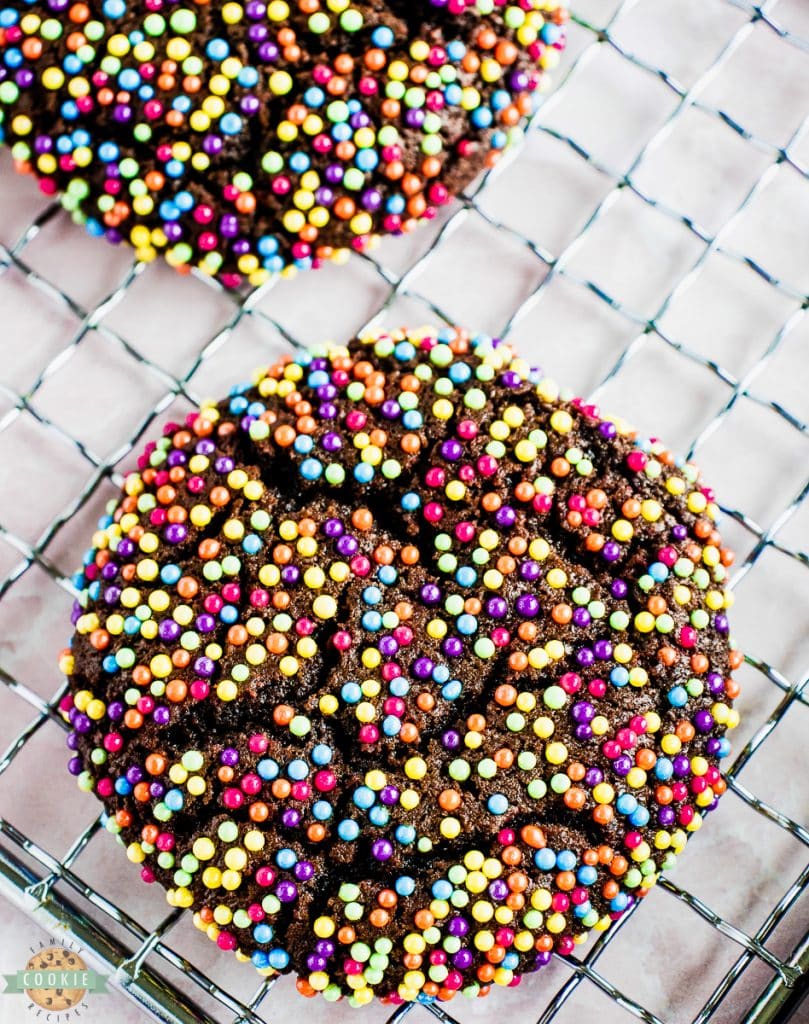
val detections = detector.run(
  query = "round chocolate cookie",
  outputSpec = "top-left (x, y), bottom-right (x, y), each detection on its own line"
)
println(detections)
top-left (0, 1), bottom-right (567, 288)
top-left (59, 326), bottom-right (741, 1008)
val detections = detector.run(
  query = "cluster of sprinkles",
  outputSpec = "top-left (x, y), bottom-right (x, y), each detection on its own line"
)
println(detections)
top-left (0, 0), bottom-right (567, 287)
top-left (60, 326), bottom-right (741, 1007)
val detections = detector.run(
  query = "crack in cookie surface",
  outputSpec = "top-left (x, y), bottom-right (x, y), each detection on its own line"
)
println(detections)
top-left (59, 326), bottom-right (741, 1007)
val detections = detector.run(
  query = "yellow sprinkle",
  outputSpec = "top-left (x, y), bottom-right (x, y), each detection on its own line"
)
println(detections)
top-left (312, 595), bottom-right (337, 619)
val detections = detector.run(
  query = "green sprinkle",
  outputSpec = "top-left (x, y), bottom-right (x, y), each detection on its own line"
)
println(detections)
top-left (290, 715), bottom-right (311, 736)
top-left (143, 13), bottom-right (166, 36)
top-left (182, 751), bottom-right (204, 772)
top-left (448, 759), bottom-right (470, 782)
top-left (543, 685), bottom-right (566, 710)
top-left (218, 820), bottom-right (238, 843)
top-left (340, 9), bottom-right (363, 31)
top-left (339, 882), bottom-right (360, 903)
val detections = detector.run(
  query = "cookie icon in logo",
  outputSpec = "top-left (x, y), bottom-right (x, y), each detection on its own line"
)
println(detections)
top-left (23, 947), bottom-right (87, 1012)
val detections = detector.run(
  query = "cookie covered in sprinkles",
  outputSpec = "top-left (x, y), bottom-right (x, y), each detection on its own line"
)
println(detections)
top-left (0, 1), bottom-right (567, 287)
top-left (59, 326), bottom-right (742, 1007)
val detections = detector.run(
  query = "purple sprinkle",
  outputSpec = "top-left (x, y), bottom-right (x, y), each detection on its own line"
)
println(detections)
top-left (372, 839), bottom-right (393, 861)
top-left (276, 881), bottom-right (298, 903)
top-left (323, 518), bottom-right (344, 538)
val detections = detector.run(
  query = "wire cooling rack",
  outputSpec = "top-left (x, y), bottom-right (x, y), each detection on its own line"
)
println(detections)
top-left (0, 1), bottom-right (808, 1023)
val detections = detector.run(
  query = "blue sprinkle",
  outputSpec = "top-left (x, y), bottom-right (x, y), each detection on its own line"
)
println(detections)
top-left (556, 850), bottom-right (577, 871)
top-left (432, 880), bottom-right (453, 900)
top-left (456, 614), bottom-right (477, 635)
top-left (287, 759), bottom-right (309, 781)
top-left (257, 236), bottom-right (279, 256)
top-left (455, 566), bottom-right (477, 588)
top-left (275, 848), bottom-right (296, 870)
top-left (353, 786), bottom-right (375, 810)
top-left (311, 744), bottom-right (332, 766)
top-left (355, 150), bottom-right (378, 172)
top-left (313, 800), bottom-right (332, 821)
top-left (160, 564), bottom-right (181, 585)
top-left (257, 758), bottom-right (279, 781)
top-left (394, 342), bottom-right (416, 361)
top-left (118, 69), bottom-right (140, 91)
top-left (159, 201), bottom-right (179, 222)
top-left (237, 67), bottom-right (259, 88)
top-left (242, 534), bottom-right (262, 555)
top-left (655, 757), bottom-right (673, 780)
top-left (448, 362), bottom-right (472, 383)
top-left (361, 611), bottom-right (382, 632)
top-left (487, 793), bottom-right (509, 815)
top-left (386, 194), bottom-right (406, 215)
top-left (341, 682), bottom-right (361, 704)
top-left (395, 876), bottom-right (416, 897)
top-left (337, 819), bottom-right (360, 842)
top-left (206, 38), bottom-right (229, 60)
top-left (300, 458), bottom-right (322, 480)
top-left (471, 107), bottom-right (493, 129)
top-left (401, 491), bottom-right (421, 511)
top-left (611, 667), bottom-right (629, 688)
top-left (368, 806), bottom-right (389, 826)
top-left (534, 849), bottom-right (556, 872)
top-left (668, 686), bottom-right (688, 707)
top-left (395, 824), bottom-right (416, 845)
top-left (164, 789), bottom-right (184, 812)
top-left (372, 25), bottom-right (394, 48)
top-left (268, 949), bottom-right (289, 971)
top-left (303, 87), bottom-right (325, 107)
top-left (377, 565), bottom-right (397, 586)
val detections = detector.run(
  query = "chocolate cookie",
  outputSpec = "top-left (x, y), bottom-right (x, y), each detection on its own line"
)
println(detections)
top-left (59, 326), bottom-right (741, 1008)
top-left (0, 1), bottom-right (567, 287)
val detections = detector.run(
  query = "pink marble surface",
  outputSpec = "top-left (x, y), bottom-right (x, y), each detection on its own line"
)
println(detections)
top-left (0, 2), bottom-right (808, 1023)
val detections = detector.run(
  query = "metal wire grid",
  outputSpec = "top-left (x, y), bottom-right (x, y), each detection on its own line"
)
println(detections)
top-left (0, 0), bottom-right (807, 1021)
